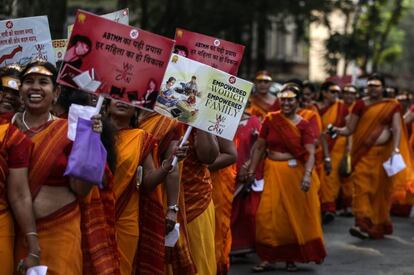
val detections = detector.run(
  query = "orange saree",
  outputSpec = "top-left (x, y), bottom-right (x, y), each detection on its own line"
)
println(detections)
top-left (211, 165), bottom-right (236, 275)
top-left (14, 119), bottom-right (82, 275)
top-left (113, 128), bottom-right (154, 275)
top-left (140, 113), bottom-right (197, 275)
top-left (256, 113), bottom-right (326, 263)
top-left (319, 100), bottom-right (348, 212)
top-left (182, 129), bottom-right (216, 275)
top-left (80, 166), bottom-right (120, 275)
top-left (0, 124), bottom-right (13, 275)
top-left (351, 99), bottom-right (414, 238)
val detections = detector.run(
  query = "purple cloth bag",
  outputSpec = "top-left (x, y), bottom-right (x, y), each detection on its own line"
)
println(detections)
top-left (64, 117), bottom-right (107, 187)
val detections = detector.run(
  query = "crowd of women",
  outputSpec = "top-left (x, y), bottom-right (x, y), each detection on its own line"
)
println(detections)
top-left (0, 59), bottom-right (413, 275)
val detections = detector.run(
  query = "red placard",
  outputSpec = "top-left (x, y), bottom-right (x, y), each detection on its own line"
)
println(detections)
top-left (174, 28), bottom-right (244, 75)
top-left (57, 10), bottom-right (175, 110)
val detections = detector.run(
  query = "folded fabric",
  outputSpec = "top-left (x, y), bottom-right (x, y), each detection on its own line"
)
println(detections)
top-left (64, 118), bottom-right (107, 187)
top-left (383, 153), bottom-right (406, 177)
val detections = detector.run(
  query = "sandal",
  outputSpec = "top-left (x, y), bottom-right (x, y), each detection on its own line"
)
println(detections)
top-left (349, 226), bottom-right (368, 240)
top-left (286, 262), bottom-right (298, 272)
top-left (251, 262), bottom-right (275, 273)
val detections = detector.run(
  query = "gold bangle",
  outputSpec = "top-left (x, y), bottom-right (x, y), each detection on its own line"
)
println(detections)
top-left (161, 160), bottom-right (174, 173)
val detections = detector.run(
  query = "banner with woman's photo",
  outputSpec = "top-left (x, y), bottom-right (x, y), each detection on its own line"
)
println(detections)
top-left (154, 54), bottom-right (253, 140)
top-left (57, 10), bottom-right (175, 110)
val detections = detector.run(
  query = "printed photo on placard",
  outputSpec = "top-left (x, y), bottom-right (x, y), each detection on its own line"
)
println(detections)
top-left (57, 10), bottom-right (175, 110)
top-left (154, 54), bottom-right (253, 140)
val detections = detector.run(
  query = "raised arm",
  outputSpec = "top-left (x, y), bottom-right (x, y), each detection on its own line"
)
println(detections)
top-left (208, 137), bottom-right (237, 172)
top-left (194, 130), bottom-right (219, 164)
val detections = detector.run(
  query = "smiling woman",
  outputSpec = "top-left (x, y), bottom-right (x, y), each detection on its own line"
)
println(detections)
top-left (247, 84), bottom-right (326, 272)
top-left (11, 60), bottom-right (107, 275)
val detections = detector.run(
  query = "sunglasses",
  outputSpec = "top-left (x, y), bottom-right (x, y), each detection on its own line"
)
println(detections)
top-left (256, 80), bottom-right (271, 84)
top-left (343, 88), bottom-right (356, 93)
top-left (367, 84), bottom-right (382, 88)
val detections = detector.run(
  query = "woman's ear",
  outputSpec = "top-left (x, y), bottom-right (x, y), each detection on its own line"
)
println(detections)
top-left (54, 85), bottom-right (62, 103)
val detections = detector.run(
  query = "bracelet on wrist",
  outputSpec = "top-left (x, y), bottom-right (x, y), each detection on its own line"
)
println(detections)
top-left (167, 204), bottom-right (179, 212)
top-left (26, 232), bottom-right (38, 238)
top-left (161, 160), bottom-right (174, 173)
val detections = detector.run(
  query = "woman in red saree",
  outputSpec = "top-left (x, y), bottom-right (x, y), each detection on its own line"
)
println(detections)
top-left (247, 85), bottom-right (326, 272)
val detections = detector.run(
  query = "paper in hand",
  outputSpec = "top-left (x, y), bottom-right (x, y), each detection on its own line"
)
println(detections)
top-left (26, 266), bottom-right (48, 275)
top-left (383, 153), bottom-right (406, 177)
top-left (67, 104), bottom-right (97, 141)
top-left (165, 223), bottom-right (180, 247)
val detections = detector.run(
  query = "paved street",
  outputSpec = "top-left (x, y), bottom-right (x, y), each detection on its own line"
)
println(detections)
top-left (229, 215), bottom-right (414, 275)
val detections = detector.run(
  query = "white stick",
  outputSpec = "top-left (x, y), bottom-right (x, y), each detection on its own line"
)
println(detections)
top-left (94, 95), bottom-right (105, 115)
top-left (171, 126), bottom-right (193, 167)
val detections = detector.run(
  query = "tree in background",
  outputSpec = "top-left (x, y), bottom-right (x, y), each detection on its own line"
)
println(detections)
top-left (322, 0), bottom-right (408, 76)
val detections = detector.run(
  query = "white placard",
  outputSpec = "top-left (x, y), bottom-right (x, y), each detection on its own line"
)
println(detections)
top-left (0, 16), bottom-right (55, 66)
top-left (154, 54), bottom-right (253, 140)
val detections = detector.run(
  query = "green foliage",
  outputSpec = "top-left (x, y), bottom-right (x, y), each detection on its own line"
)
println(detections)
top-left (323, 0), bottom-right (408, 74)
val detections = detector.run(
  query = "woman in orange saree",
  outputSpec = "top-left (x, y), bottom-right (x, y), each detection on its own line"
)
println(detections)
top-left (138, 111), bottom-right (196, 275)
top-left (180, 126), bottom-right (219, 275)
top-left (12, 61), bottom-right (105, 274)
top-left (247, 85), bottom-right (326, 272)
top-left (317, 82), bottom-right (349, 222)
top-left (334, 74), bottom-right (414, 239)
top-left (107, 100), bottom-right (188, 275)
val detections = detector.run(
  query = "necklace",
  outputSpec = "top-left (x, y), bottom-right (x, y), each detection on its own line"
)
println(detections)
top-left (22, 111), bottom-right (53, 133)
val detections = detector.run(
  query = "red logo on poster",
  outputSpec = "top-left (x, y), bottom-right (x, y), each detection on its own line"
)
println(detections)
top-left (6, 21), bottom-right (13, 29)
top-left (229, 76), bottom-right (236, 84)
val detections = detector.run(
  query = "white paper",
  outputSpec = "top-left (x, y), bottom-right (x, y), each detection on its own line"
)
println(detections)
top-left (67, 103), bottom-right (96, 141)
top-left (165, 223), bottom-right (180, 247)
top-left (383, 153), bottom-right (406, 177)
top-left (251, 179), bottom-right (264, 192)
top-left (26, 265), bottom-right (47, 275)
